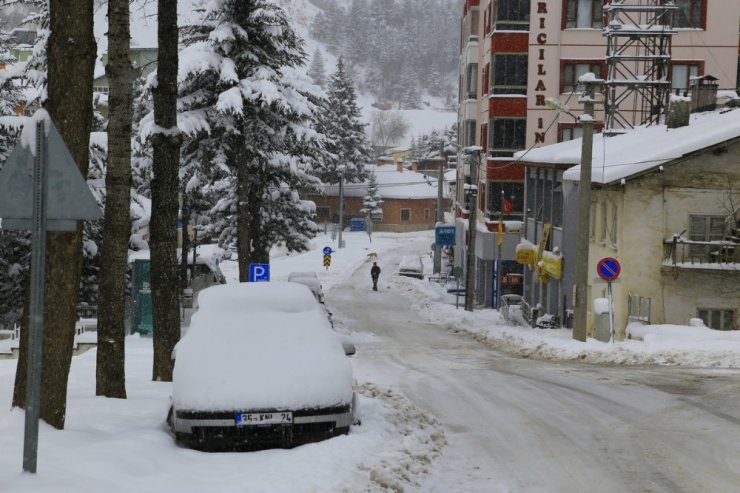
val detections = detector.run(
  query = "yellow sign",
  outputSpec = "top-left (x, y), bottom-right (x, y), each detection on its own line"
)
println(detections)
top-left (515, 248), bottom-right (536, 266)
top-left (541, 255), bottom-right (562, 279)
top-left (323, 255), bottom-right (331, 268)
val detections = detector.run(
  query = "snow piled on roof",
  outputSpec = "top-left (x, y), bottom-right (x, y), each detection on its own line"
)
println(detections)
top-left (514, 108), bottom-right (740, 184)
top-left (324, 164), bottom-right (445, 199)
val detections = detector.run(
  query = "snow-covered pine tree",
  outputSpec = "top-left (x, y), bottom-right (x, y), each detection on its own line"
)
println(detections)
top-left (307, 48), bottom-right (327, 88)
top-left (360, 170), bottom-right (383, 219)
top-left (178, 0), bottom-right (327, 278)
top-left (0, 25), bottom-right (29, 328)
top-left (314, 56), bottom-right (372, 185)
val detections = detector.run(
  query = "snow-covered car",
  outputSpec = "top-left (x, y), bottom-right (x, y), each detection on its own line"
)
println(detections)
top-left (398, 255), bottom-right (424, 279)
top-left (168, 281), bottom-right (356, 451)
top-left (287, 272), bottom-right (356, 355)
top-left (287, 271), bottom-right (324, 303)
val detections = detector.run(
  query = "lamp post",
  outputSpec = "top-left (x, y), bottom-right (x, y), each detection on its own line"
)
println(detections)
top-left (464, 147), bottom-right (481, 312)
top-left (572, 78), bottom-right (599, 342)
top-left (337, 165), bottom-right (345, 249)
top-left (433, 140), bottom-right (446, 274)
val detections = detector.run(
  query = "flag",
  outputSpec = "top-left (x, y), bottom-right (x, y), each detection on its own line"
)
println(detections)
top-left (503, 197), bottom-right (513, 215)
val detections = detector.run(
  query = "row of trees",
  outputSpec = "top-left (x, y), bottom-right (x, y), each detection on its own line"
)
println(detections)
top-left (0, 0), bottom-right (372, 429)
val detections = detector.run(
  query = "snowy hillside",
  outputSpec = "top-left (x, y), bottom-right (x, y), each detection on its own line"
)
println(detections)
top-left (90, 0), bottom-right (457, 147)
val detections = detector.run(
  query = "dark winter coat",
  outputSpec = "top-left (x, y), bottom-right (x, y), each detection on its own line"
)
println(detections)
top-left (371, 264), bottom-right (381, 279)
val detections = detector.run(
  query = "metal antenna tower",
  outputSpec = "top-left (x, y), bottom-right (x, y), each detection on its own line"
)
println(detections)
top-left (603, 0), bottom-right (680, 135)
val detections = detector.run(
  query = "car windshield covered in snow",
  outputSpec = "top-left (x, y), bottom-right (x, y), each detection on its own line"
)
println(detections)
top-left (398, 255), bottom-right (424, 279)
top-left (169, 281), bottom-right (355, 451)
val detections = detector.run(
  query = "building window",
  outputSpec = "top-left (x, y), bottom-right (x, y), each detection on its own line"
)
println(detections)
top-left (424, 208), bottom-right (431, 220)
top-left (689, 214), bottom-right (725, 258)
top-left (495, 0), bottom-right (530, 31)
top-left (93, 86), bottom-right (109, 94)
top-left (697, 309), bottom-right (735, 331)
top-left (674, 0), bottom-right (705, 29)
top-left (487, 181), bottom-right (524, 218)
top-left (492, 54), bottom-right (528, 95)
top-left (552, 173), bottom-right (563, 227)
top-left (562, 61), bottom-right (603, 94)
top-left (466, 63), bottom-right (478, 99)
top-left (463, 119), bottom-right (476, 147)
top-left (564, 0), bottom-right (603, 29)
top-left (400, 208), bottom-right (411, 221)
top-left (600, 200), bottom-right (607, 242)
top-left (488, 118), bottom-right (526, 158)
top-left (610, 203), bottom-right (618, 246)
top-left (558, 122), bottom-right (604, 142)
top-left (316, 206), bottom-right (330, 221)
top-left (560, 126), bottom-right (583, 142)
top-left (671, 62), bottom-right (700, 92)
top-left (589, 202), bottom-right (596, 239)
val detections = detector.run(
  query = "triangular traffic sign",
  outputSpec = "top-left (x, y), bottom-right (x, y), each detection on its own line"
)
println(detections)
top-left (0, 117), bottom-right (102, 231)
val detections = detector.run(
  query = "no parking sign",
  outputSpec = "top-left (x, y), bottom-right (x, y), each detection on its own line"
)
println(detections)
top-left (596, 257), bottom-right (621, 282)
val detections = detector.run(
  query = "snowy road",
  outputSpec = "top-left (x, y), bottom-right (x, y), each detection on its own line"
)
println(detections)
top-left (330, 241), bottom-right (740, 493)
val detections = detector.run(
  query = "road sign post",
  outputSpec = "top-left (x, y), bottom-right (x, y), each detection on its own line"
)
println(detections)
top-left (0, 114), bottom-right (102, 473)
top-left (596, 257), bottom-right (621, 342)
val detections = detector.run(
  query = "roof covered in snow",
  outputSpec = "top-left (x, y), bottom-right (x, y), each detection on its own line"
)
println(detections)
top-left (323, 164), bottom-right (449, 200)
top-left (514, 107), bottom-right (740, 185)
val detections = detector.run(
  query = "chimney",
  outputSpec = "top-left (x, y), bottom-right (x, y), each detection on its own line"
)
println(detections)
top-left (690, 75), bottom-right (719, 113)
top-left (666, 95), bottom-right (690, 129)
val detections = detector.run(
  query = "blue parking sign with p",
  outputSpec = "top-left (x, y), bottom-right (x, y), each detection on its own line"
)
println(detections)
top-left (249, 263), bottom-right (270, 282)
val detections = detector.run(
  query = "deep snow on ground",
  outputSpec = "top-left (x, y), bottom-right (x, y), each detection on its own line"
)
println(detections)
top-left (1, 229), bottom-right (738, 492)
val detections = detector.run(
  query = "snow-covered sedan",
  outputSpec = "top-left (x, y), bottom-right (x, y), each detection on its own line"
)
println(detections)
top-left (168, 282), bottom-right (356, 451)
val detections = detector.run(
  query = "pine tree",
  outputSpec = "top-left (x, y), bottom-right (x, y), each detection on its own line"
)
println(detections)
top-left (314, 57), bottom-right (372, 185)
top-left (178, 0), bottom-right (327, 279)
top-left (307, 48), bottom-right (327, 88)
top-left (0, 34), bottom-right (28, 328)
top-left (360, 170), bottom-right (383, 218)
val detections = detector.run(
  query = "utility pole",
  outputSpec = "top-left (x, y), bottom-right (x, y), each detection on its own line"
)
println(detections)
top-left (433, 141), bottom-right (445, 274)
top-left (495, 188), bottom-right (504, 309)
top-left (464, 148), bottom-right (480, 312)
top-left (337, 166), bottom-right (345, 249)
top-left (572, 79), bottom-right (598, 341)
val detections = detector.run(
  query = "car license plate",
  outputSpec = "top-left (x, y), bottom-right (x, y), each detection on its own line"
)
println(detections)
top-left (235, 412), bottom-right (293, 426)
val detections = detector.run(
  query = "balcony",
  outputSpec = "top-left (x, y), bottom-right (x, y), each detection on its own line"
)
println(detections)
top-left (663, 237), bottom-right (740, 270)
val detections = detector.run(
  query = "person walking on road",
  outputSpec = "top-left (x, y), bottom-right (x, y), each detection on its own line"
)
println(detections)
top-left (370, 262), bottom-right (381, 291)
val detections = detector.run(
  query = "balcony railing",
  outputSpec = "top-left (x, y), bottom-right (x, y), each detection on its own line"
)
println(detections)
top-left (663, 237), bottom-right (739, 268)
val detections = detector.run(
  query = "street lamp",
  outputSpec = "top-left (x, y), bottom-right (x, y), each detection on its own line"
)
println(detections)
top-left (463, 146), bottom-right (482, 312)
top-left (337, 165), bottom-right (346, 249)
top-left (572, 78), bottom-right (599, 342)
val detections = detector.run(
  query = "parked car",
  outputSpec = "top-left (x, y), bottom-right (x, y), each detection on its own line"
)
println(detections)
top-left (398, 255), bottom-right (424, 279)
top-left (287, 271), bottom-right (324, 303)
top-left (168, 281), bottom-right (356, 451)
top-left (287, 271), bottom-right (356, 355)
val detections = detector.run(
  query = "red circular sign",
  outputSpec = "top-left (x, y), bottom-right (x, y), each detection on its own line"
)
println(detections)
top-left (597, 257), bottom-right (621, 281)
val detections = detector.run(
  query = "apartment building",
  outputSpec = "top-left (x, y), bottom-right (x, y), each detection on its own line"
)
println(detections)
top-left (456, 0), bottom-right (740, 313)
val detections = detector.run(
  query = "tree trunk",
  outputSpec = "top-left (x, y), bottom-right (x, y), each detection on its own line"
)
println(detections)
top-left (96, 0), bottom-right (131, 398)
top-left (150, 0), bottom-right (181, 382)
top-left (13, 0), bottom-right (97, 429)
top-left (236, 155), bottom-right (252, 282)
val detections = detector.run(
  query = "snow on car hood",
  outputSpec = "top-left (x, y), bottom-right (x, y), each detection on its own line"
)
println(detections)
top-left (173, 282), bottom-right (353, 411)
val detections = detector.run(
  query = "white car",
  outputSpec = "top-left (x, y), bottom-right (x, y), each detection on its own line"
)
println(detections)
top-left (168, 281), bottom-right (356, 451)
top-left (287, 271), bottom-right (324, 303)
top-left (398, 255), bottom-right (424, 279)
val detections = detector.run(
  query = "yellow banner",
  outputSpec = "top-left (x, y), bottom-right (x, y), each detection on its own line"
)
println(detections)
top-left (541, 255), bottom-right (562, 279)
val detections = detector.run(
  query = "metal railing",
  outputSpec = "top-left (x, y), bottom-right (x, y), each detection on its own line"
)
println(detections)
top-left (664, 237), bottom-right (738, 266)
